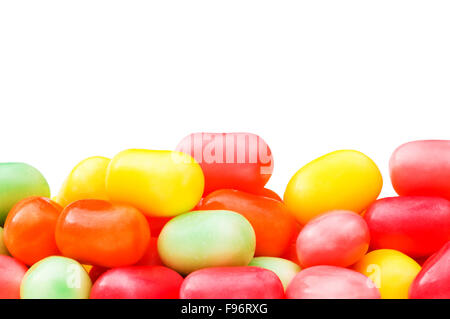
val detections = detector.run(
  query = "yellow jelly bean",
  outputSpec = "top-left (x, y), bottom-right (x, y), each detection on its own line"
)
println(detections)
top-left (56, 156), bottom-right (110, 207)
top-left (106, 149), bottom-right (204, 217)
top-left (353, 249), bottom-right (421, 299)
top-left (284, 150), bottom-right (382, 224)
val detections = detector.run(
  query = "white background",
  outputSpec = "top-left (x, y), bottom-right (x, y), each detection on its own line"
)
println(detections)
top-left (0, 1), bottom-right (449, 198)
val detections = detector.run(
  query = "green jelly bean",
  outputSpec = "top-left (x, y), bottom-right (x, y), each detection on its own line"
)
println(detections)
top-left (0, 163), bottom-right (50, 225)
top-left (20, 256), bottom-right (91, 299)
top-left (0, 227), bottom-right (9, 255)
top-left (158, 210), bottom-right (256, 275)
top-left (249, 256), bottom-right (301, 290)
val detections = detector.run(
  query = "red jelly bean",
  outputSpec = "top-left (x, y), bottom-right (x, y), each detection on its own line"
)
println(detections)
top-left (176, 132), bottom-right (273, 195)
top-left (4, 196), bottom-right (62, 265)
top-left (180, 267), bottom-right (285, 299)
top-left (90, 265), bottom-right (183, 299)
top-left (0, 255), bottom-right (28, 299)
top-left (364, 196), bottom-right (450, 258)
top-left (286, 265), bottom-right (380, 299)
top-left (296, 210), bottom-right (370, 268)
top-left (198, 189), bottom-right (297, 256)
top-left (409, 241), bottom-right (450, 299)
top-left (390, 140), bottom-right (450, 200)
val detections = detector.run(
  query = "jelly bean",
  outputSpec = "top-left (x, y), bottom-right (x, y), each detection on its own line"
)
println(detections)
top-left (409, 242), bottom-right (450, 299)
top-left (390, 140), bottom-right (450, 200)
top-left (4, 197), bottom-right (62, 265)
top-left (296, 210), bottom-right (370, 268)
top-left (286, 265), bottom-right (380, 299)
top-left (135, 237), bottom-right (163, 266)
top-left (20, 256), bottom-right (91, 299)
top-left (176, 133), bottom-right (273, 195)
top-left (284, 150), bottom-right (382, 224)
top-left (0, 227), bottom-right (9, 255)
top-left (90, 266), bottom-right (183, 299)
top-left (353, 249), bottom-right (421, 299)
top-left (198, 189), bottom-right (297, 256)
top-left (364, 196), bottom-right (450, 258)
top-left (180, 266), bottom-right (284, 299)
top-left (0, 255), bottom-right (27, 299)
top-left (106, 149), bottom-right (204, 217)
top-left (249, 257), bottom-right (300, 290)
top-left (0, 163), bottom-right (50, 225)
top-left (55, 199), bottom-right (150, 268)
top-left (158, 210), bottom-right (255, 275)
top-left (56, 156), bottom-right (110, 207)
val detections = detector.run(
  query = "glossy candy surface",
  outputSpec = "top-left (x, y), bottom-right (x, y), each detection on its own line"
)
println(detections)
top-left (176, 133), bottom-right (273, 195)
top-left (180, 266), bottom-right (284, 299)
top-left (353, 249), bottom-right (421, 299)
top-left (158, 210), bottom-right (256, 275)
top-left (106, 149), bottom-right (204, 217)
top-left (364, 196), bottom-right (450, 257)
top-left (56, 156), bottom-right (110, 207)
top-left (55, 199), bottom-right (150, 268)
top-left (256, 188), bottom-right (282, 201)
top-left (90, 266), bottom-right (183, 299)
top-left (284, 150), bottom-right (382, 224)
top-left (0, 163), bottom-right (50, 225)
top-left (286, 265), bottom-right (380, 299)
top-left (409, 242), bottom-right (450, 299)
top-left (3, 137), bottom-right (450, 300)
top-left (0, 255), bottom-right (27, 299)
top-left (21, 256), bottom-right (91, 299)
top-left (296, 210), bottom-right (370, 268)
top-left (249, 257), bottom-right (300, 290)
top-left (198, 189), bottom-right (297, 256)
top-left (390, 140), bottom-right (450, 200)
top-left (4, 197), bottom-right (62, 265)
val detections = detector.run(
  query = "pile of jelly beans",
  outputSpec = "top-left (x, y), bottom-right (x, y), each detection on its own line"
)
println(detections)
top-left (0, 133), bottom-right (449, 299)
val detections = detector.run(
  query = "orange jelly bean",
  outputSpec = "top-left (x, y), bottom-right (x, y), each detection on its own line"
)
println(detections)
top-left (55, 199), bottom-right (150, 268)
top-left (4, 197), bottom-right (62, 266)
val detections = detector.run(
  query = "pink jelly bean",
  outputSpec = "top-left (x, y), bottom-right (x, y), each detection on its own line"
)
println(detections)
top-left (390, 140), bottom-right (450, 200)
top-left (180, 266), bottom-right (285, 299)
top-left (0, 255), bottom-right (28, 299)
top-left (286, 265), bottom-right (380, 299)
top-left (296, 210), bottom-right (370, 268)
